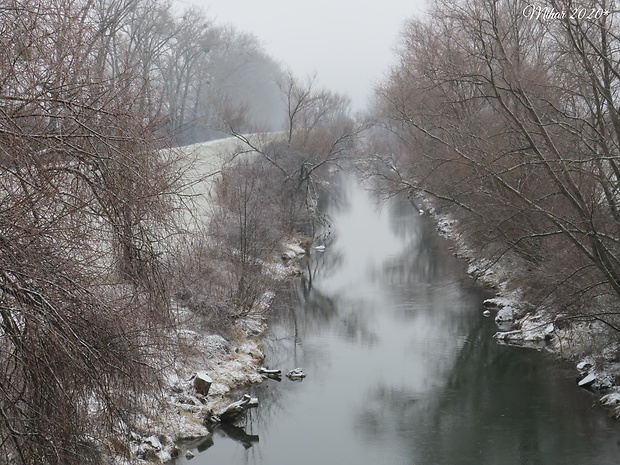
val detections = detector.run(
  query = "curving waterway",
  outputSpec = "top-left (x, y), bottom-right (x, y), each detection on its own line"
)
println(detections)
top-left (174, 174), bottom-right (620, 465)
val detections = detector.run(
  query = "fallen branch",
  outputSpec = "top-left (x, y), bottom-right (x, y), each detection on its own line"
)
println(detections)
top-left (258, 368), bottom-right (282, 380)
top-left (209, 394), bottom-right (259, 423)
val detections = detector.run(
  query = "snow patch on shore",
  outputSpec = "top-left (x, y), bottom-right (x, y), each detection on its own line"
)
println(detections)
top-left (493, 312), bottom-right (555, 348)
top-left (111, 312), bottom-right (268, 464)
top-left (111, 238), bottom-right (306, 463)
top-left (422, 199), bottom-right (620, 417)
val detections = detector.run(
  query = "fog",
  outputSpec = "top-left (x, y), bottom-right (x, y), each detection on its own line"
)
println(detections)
top-left (175, 0), bottom-right (427, 110)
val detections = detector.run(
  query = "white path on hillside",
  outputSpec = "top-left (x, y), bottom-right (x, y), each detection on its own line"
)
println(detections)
top-left (177, 132), bottom-right (282, 230)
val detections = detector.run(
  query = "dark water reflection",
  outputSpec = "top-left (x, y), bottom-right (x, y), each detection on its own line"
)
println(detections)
top-left (174, 174), bottom-right (620, 465)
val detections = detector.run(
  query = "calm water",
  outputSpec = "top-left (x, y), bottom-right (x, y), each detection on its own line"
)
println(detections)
top-left (174, 175), bottom-right (620, 465)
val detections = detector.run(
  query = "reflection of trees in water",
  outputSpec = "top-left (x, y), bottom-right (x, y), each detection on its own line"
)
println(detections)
top-left (210, 423), bottom-right (259, 449)
top-left (240, 373), bottom-right (295, 436)
top-left (350, 279), bottom-right (483, 448)
top-left (300, 244), bottom-right (344, 297)
top-left (423, 328), bottom-right (620, 465)
top-left (210, 381), bottom-right (287, 465)
top-left (290, 280), bottom-right (380, 355)
top-left (318, 172), bottom-right (351, 216)
top-left (336, 302), bottom-right (379, 346)
top-left (352, 310), bottom-right (620, 465)
top-left (348, 314), bottom-right (491, 464)
top-left (238, 251), bottom-right (345, 445)
top-left (177, 171), bottom-right (620, 465)
top-left (386, 192), bottom-right (421, 240)
top-left (380, 217), bottom-right (468, 289)
top-left (272, 235), bottom-right (379, 349)
top-left (260, 242), bottom-right (342, 369)
top-left (177, 422), bottom-right (261, 465)
top-left (297, 257), bottom-right (380, 347)
top-left (354, 384), bottom-right (420, 444)
top-left (416, 325), bottom-right (561, 465)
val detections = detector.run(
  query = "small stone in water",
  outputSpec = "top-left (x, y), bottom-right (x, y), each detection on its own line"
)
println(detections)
top-left (287, 368), bottom-right (306, 380)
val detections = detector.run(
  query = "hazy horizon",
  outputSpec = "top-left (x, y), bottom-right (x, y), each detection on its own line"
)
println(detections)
top-left (174, 0), bottom-right (427, 111)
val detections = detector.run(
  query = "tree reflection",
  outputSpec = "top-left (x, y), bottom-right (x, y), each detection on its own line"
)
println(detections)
top-left (352, 310), bottom-right (620, 465)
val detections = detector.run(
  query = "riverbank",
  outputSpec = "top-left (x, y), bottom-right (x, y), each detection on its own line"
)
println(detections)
top-left (151, 175), bottom-right (620, 465)
top-left (107, 134), bottom-right (325, 464)
top-left (420, 200), bottom-right (620, 418)
top-left (109, 241), bottom-right (307, 464)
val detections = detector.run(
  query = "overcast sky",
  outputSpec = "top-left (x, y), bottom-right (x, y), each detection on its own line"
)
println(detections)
top-left (175, 0), bottom-right (427, 111)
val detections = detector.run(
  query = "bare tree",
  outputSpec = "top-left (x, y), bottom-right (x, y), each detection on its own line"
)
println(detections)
top-left (209, 160), bottom-right (284, 315)
top-left (219, 71), bottom-right (360, 240)
top-left (201, 26), bottom-right (286, 137)
top-left (0, 0), bottom-right (185, 462)
top-left (373, 0), bottom-right (620, 330)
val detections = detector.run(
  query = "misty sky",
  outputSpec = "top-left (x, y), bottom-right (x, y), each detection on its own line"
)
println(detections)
top-left (176, 0), bottom-right (427, 111)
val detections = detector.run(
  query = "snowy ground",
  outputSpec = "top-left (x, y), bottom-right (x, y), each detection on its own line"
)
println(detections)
top-left (112, 238), bottom-right (306, 464)
top-left (175, 133), bottom-right (283, 229)
top-left (111, 135), bottom-right (302, 463)
top-left (118, 313), bottom-right (267, 464)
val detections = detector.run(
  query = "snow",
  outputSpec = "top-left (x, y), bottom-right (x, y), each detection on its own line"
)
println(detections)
top-left (423, 199), bottom-right (620, 417)
top-left (110, 136), bottom-right (306, 463)
top-left (117, 316), bottom-right (269, 463)
top-left (494, 313), bottom-right (556, 347)
top-left (600, 390), bottom-right (620, 408)
top-left (578, 372), bottom-right (597, 387)
top-left (143, 436), bottom-right (162, 451)
top-left (281, 242), bottom-right (307, 260)
top-left (173, 132), bottom-right (284, 230)
top-left (286, 368), bottom-right (307, 380)
top-left (483, 297), bottom-right (515, 309)
top-left (494, 306), bottom-right (518, 324)
top-left (577, 357), bottom-right (595, 374)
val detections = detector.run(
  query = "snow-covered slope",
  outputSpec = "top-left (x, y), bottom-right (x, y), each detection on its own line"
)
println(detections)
top-left (176, 133), bottom-right (283, 227)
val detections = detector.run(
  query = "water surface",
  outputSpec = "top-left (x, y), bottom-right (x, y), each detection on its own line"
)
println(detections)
top-left (174, 175), bottom-right (620, 465)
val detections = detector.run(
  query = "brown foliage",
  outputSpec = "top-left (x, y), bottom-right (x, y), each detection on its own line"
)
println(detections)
top-left (374, 0), bottom-right (620, 328)
top-left (0, 0), bottom-right (183, 462)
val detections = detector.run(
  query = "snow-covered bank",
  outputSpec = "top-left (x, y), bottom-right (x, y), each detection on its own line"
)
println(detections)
top-left (108, 133), bottom-right (307, 464)
top-left (119, 318), bottom-right (267, 464)
top-left (423, 201), bottom-right (620, 418)
top-left (110, 240), bottom-right (306, 464)
top-left (174, 133), bottom-right (284, 229)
